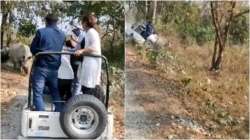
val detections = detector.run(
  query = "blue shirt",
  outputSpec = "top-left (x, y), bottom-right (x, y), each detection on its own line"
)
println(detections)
top-left (30, 25), bottom-right (65, 70)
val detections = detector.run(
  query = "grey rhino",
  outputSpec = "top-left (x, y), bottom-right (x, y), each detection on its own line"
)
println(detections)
top-left (8, 43), bottom-right (32, 74)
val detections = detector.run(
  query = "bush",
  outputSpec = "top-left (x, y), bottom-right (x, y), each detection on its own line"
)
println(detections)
top-left (195, 24), bottom-right (214, 46)
top-left (229, 14), bottom-right (249, 45)
top-left (102, 37), bottom-right (124, 68)
top-left (160, 2), bottom-right (215, 46)
top-left (18, 20), bottom-right (36, 37)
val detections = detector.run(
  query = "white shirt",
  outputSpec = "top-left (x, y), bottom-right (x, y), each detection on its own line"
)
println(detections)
top-left (58, 47), bottom-right (74, 79)
top-left (78, 28), bottom-right (102, 88)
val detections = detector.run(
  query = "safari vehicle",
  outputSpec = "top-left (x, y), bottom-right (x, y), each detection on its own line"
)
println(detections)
top-left (19, 52), bottom-right (113, 139)
top-left (126, 22), bottom-right (158, 48)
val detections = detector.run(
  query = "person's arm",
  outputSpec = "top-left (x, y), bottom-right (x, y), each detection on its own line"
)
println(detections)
top-left (75, 47), bottom-right (95, 56)
top-left (75, 30), bottom-right (97, 56)
top-left (30, 30), bottom-right (41, 55)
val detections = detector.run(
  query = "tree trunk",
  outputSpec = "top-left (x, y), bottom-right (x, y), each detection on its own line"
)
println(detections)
top-left (152, 0), bottom-right (157, 24)
top-left (209, 1), bottom-right (236, 71)
top-left (6, 11), bottom-right (14, 47)
top-left (1, 1), bottom-right (8, 48)
top-left (145, 0), bottom-right (148, 19)
top-left (213, 45), bottom-right (224, 70)
top-left (146, 1), bottom-right (153, 21)
top-left (210, 35), bottom-right (218, 70)
top-left (1, 13), bottom-right (8, 48)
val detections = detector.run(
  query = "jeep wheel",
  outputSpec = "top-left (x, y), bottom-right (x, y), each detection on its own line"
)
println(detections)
top-left (60, 94), bottom-right (107, 139)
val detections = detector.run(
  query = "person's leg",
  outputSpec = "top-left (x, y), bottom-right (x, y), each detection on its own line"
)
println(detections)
top-left (43, 83), bottom-right (50, 95)
top-left (82, 85), bottom-right (104, 101)
top-left (81, 85), bottom-right (92, 94)
top-left (71, 64), bottom-right (82, 96)
top-left (58, 79), bottom-right (66, 100)
top-left (47, 70), bottom-right (62, 112)
top-left (72, 76), bottom-right (82, 95)
top-left (65, 79), bottom-right (73, 100)
top-left (32, 67), bottom-right (46, 111)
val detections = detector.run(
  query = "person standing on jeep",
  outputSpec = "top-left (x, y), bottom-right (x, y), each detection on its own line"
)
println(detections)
top-left (30, 13), bottom-right (65, 111)
top-left (75, 13), bottom-right (102, 97)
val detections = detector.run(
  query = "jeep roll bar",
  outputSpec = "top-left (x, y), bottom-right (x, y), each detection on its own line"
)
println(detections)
top-left (27, 51), bottom-right (110, 109)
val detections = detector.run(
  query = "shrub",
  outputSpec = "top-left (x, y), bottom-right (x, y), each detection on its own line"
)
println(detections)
top-left (18, 20), bottom-right (36, 37)
top-left (229, 14), bottom-right (249, 45)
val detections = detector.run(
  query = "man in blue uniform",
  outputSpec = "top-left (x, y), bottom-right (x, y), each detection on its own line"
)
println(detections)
top-left (30, 13), bottom-right (65, 111)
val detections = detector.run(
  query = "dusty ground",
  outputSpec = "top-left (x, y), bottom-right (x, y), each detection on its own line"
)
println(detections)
top-left (0, 67), bottom-right (124, 139)
top-left (0, 69), bottom-right (28, 139)
top-left (125, 44), bottom-right (249, 139)
top-left (109, 68), bottom-right (125, 140)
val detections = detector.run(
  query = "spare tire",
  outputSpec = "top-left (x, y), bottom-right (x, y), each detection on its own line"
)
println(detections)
top-left (60, 94), bottom-right (107, 139)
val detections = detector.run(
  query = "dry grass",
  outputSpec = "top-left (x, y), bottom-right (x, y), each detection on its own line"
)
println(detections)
top-left (136, 42), bottom-right (249, 138)
top-left (109, 68), bottom-right (124, 139)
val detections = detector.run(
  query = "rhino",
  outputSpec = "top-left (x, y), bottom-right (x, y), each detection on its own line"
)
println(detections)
top-left (1, 43), bottom-right (32, 74)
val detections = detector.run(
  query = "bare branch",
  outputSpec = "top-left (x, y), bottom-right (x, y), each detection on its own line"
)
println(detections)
top-left (233, 9), bottom-right (249, 18)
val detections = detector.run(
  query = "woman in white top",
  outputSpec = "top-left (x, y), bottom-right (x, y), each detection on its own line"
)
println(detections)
top-left (75, 13), bottom-right (102, 95)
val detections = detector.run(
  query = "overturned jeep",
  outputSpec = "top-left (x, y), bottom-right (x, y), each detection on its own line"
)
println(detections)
top-left (125, 22), bottom-right (159, 48)
top-left (19, 52), bottom-right (113, 139)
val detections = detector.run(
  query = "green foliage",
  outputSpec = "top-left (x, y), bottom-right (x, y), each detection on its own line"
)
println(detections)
top-left (18, 20), bottom-right (36, 37)
top-left (160, 2), bottom-right (249, 46)
top-left (195, 24), bottom-right (214, 45)
top-left (146, 50), bottom-right (158, 64)
top-left (65, 1), bottom-right (124, 34)
top-left (160, 2), bottom-right (214, 46)
top-left (229, 14), bottom-right (249, 45)
top-left (102, 38), bottom-right (124, 68)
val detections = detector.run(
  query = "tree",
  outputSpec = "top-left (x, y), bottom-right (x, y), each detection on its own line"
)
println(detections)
top-left (152, 0), bottom-right (157, 24)
top-left (210, 1), bottom-right (249, 71)
top-left (0, 1), bottom-right (16, 48)
top-left (18, 20), bottom-right (36, 37)
top-left (0, 1), bottom-right (59, 48)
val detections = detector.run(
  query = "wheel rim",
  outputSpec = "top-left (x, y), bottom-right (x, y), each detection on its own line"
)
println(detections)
top-left (69, 106), bottom-right (99, 135)
top-left (145, 41), bottom-right (153, 48)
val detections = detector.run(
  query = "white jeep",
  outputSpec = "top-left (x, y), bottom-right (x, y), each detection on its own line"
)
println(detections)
top-left (19, 52), bottom-right (113, 139)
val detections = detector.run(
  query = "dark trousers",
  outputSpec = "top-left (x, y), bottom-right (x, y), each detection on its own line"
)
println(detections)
top-left (32, 67), bottom-right (62, 112)
top-left (58, 79), bottom-right (72, 101)
top-left (71, 62), bottom-right (82, 95)
top-left (81, 85), bottom-right (104, 102)
top-left (81, 86), bottom-right (93, 94)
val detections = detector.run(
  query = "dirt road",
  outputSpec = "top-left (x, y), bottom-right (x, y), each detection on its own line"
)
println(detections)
top-left (1, 69), bottom-right (28, 139)
top-left (125, 47), bottom-right (210, 139)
